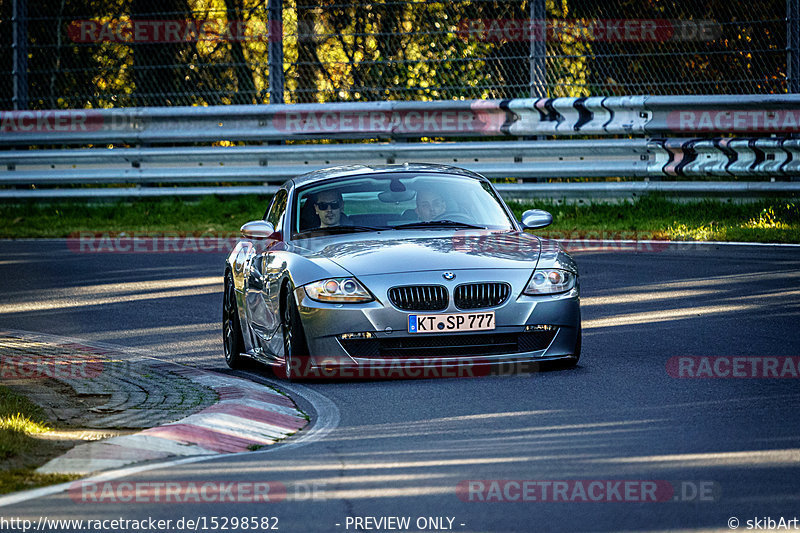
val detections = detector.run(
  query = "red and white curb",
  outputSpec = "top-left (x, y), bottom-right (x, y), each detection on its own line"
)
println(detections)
top-left (0, 370), bottom-right (339, 510)
top-left (37, 377), bottom-right (307, 474)
top-left (37, 373), bottom-right (307, 475)
top-left (1, 330), bottom-right (309, 476)
top-left (37, 374), bottom-right (307, 475)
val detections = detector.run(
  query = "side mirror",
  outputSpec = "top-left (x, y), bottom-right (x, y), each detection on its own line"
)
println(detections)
top-left (240, 220), bottom-right (277, 239)
top-left (520, 209), bottom-right (553, 229)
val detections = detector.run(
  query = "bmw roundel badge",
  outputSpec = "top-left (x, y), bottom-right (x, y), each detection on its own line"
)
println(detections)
top-left (442, 272), bottom-right (456, 280)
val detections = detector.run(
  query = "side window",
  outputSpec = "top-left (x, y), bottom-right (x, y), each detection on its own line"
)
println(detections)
top-left (266, 189), bottom-right (288, 231)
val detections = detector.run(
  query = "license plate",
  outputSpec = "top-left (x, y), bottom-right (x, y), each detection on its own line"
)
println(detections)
top-left (408, 312), bottom-right (495, 333)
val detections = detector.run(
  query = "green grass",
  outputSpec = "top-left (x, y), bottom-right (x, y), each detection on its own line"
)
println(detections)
top-left (2, 195), bottom-right (269, 238)
top-left (0, 387), bottom-right (49, 460)
top-left (0, 387), bottom-right (79, 494)
top-left (0, 470), bottom-right (80, 495)
top-left (1, 195), bottom-right (799, 243)
top-left (0, 387), bottom-right (49, 447)
top-left (506, 197), bottom-right (800, 243)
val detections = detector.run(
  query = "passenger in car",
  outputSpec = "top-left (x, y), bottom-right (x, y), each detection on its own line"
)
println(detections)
top-left (415, 187), bottom-right (447, 221)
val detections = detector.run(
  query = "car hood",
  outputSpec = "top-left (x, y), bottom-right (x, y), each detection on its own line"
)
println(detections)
top-left (291, 231), bottom-right (542, 276)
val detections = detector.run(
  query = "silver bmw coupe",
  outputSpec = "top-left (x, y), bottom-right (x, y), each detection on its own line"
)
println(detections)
top-left (223, 164), bottom-right (581, 380)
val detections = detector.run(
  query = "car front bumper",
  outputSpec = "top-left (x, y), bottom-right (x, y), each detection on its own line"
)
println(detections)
top-left (292, 268), bottom-right (581, 378)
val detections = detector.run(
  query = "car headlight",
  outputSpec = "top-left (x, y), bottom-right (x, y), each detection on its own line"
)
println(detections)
top-left (523, 269), bottom-right (576, 295)
top-left (304, 278), bottom-right (374, 303)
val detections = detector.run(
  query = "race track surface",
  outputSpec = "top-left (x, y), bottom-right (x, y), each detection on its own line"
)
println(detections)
top-left (1, 240), bottom-right (798, 532)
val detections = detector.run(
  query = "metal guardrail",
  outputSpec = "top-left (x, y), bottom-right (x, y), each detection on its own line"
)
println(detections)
top-left (0, 186), bottom-right (281, 199)
top-left (2, 95), bottom-right (800, 144)
top-left (0, 140), bottom-right (651, 186)
top-left (494, 181), bottom-right (800, 200)
top-left (2, 182), bottom-right (798, 200)
top-left (0, 139), bottom-right (647, 164)
top-left (1, 95), bottom-right (800, 198)
top-left (2, 138), bottom-right (799, 184)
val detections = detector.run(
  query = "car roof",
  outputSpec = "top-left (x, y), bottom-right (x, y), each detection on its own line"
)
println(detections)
top-left (290, 163), bottom-right (487, 188)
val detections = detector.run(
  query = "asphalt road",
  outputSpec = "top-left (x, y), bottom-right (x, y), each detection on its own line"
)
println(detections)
top-left (1, 239), bottom-right (799, 532)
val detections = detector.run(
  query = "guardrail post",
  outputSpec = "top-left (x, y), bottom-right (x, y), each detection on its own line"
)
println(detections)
top-left (269, 0), bottom-right (285, 105)
top-left (12, 0), bottom-right (28, 110)
top-left (529, 0), bottom-right (547, 99)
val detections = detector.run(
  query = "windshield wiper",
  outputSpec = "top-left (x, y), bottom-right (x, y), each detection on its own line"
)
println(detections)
top-left (393, 220), bottom-right (487, 230)
top-left (305, 224), bottom-right (387, 235)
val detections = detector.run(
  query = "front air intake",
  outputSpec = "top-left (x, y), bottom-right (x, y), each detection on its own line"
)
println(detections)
top-left (454, 282), bottom-right (510, 310)
top-left (388, 285), bottom-right (448, 311)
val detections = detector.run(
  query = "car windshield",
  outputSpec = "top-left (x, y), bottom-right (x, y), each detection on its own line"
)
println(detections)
top-left (292, 173), bottom-right (515, 237)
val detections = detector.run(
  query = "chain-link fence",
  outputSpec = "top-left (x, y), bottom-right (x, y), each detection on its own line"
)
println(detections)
top-left (0, 0), bottom-right (794, 109)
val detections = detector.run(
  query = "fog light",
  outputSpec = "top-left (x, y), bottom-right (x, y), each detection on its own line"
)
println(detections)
top-left (526, 324), bottom-right (556, 332)
top-left (340, 332), bottom-right (375, 340)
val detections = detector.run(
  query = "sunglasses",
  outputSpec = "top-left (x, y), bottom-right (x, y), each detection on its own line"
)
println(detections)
top-left (316, 201), bottom-right (341, 210)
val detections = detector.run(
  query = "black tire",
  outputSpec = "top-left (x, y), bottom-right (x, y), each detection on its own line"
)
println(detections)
top-left (279, 284), bottom-right (309, 380)
top-left (223, 272), bottom-right (246, 369)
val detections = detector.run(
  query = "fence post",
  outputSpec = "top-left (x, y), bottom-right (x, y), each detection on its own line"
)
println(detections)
top-left (12, 0), bottom-right (28, 110)
top-left (789, 0), bottom-right (800, 181)
top-left (789, 0), bottom-right (800, 93)
top-left (269, 0), bottom-right (285, 104)
top-left (529, 0), bottom-right (547, 98)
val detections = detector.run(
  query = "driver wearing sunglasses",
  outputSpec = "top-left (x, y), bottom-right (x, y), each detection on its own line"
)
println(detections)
top-left (313, 190), bottom-right (349, 228)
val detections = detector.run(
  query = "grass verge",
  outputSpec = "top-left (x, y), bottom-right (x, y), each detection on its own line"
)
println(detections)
top-left (1, 195), bottom-right (799, 243)
top-left (507, 197), bottom-right (800, 243)
top-left (0, 387), bottom-right (79, 494)
top-left (0, 387), bottom-right (50, 459)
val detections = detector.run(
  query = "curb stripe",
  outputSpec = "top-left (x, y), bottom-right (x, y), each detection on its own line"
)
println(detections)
top-left (46, 442), bottom-right (172, 461)
top-left (142, 424), bottom-right (268, 453)
top-left (104, 434), bottom-right (217, 456)
top-left (212, 397), bottom-right (305, 418)
top-left (215, 386), bottom-right (296, 407)
top-left (177, 413), bottom-right (301, 441)
top-left (201, 403), bottom-right (307, 430)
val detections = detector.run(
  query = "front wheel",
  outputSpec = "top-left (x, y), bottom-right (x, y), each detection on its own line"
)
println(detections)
top-left (223, 272), bottom-right (245, 369)
top-left (278, 284), bottom-right (309, 380)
